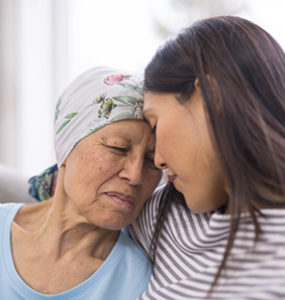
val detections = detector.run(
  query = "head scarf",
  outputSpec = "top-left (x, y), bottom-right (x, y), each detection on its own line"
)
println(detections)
top-left (29, 66), bottom-right (144, 201)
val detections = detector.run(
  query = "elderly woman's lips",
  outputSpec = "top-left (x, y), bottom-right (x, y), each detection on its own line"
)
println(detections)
top-left (105, 192), bottom-right (135, 208)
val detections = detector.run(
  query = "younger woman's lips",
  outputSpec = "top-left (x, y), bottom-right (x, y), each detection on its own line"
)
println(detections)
top-left (105, 192), bottom-right (135, 209)
top-left (173, 176), bottom-right (178, 188)
top-left (168, 175), bottom-right (177, 183)
top-left (168, 175), bottom-right (178, 188)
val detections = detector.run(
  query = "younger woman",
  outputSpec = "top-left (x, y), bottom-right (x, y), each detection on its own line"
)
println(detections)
top-left (129, 16), bottom-right (285, 299)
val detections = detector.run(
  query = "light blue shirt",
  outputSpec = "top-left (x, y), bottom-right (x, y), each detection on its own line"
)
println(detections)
top-left (0, 203), bottom-right (151, 299)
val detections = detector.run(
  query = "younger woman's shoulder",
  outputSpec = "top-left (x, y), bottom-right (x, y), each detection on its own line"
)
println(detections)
top-left (137, 184), bottom-right (167, 227)
top-left (146, 184), bottom-right (167, 214)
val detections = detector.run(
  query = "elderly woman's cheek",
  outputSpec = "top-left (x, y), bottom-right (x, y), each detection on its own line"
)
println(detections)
top-left (145, 167), bottom-right (162, 194)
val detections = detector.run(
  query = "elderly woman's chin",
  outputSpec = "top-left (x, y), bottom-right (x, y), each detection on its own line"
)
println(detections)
top-left (57, 119), bottom-right (162, 231)
top-left (82, 204), bottom-right (144, 231)
top-left (69, 191), bottom-right (152, 231)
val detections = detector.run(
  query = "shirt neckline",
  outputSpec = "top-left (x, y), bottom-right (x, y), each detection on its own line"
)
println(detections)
top-left (1, 203), bottom-right (125, 299)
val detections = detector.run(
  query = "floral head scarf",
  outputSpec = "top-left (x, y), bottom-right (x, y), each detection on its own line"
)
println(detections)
top-left (55, 66), bottom-right (144, 167)
top-left (29, 66), bottom-right (144, 201)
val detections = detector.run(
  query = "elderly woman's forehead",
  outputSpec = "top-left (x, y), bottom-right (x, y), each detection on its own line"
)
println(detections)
top-left (87, 120), bottom-right (154, 147)
top-left (98, 119), bottom-right (150, 135)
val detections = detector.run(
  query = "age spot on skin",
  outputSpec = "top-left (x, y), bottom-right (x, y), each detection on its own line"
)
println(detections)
top-left (103, 170), bottom-right (109, 175)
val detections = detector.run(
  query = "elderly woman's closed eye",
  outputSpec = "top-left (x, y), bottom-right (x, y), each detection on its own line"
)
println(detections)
top-left (0, 67), bottom-right (162, 300)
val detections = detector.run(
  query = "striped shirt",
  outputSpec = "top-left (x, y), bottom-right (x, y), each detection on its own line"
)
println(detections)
top-left (128, 185), bottom-right (285, 299)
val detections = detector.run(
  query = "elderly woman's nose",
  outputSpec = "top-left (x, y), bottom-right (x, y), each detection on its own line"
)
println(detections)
top-left (118, 158), bottom-right (144, 185)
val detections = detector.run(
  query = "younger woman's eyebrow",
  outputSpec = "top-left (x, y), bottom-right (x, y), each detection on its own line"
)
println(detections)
top-left (143, 115), bottom-right (151, 125)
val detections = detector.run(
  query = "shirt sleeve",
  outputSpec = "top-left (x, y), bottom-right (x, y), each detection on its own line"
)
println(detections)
top-left (127, 184), bottom-right (166, 254)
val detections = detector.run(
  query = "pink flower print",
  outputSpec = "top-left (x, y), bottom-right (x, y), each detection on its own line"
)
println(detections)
top-left (104, 74), bottom-right (132, 85)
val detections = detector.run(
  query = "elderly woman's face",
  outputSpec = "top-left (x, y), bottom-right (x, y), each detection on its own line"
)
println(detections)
top-left (63, 119), bottom-right (162, 230)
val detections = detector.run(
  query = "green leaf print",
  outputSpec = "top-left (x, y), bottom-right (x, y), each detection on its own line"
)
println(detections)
top-left (119, 83), bottom-right (137, 90)
top-left (113, 96), bottom-right (138, 105)
top-left (65, 112), bottom-right (78, 119)
top-left (109, 113), bottom-right (134, 122)
top-left (118, 83), bottom-right (144, 96)
top-left (54, 97), bottom-right (62, 123)
top-left (56, 119), bottom-right (71, 134)
top-left (134, 87), bottom-right (143, 96)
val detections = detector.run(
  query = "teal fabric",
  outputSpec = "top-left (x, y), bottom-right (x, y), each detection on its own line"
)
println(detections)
top-left (28, 164), bottom-right (58, 201)
top-left (0, 203), bottom-right (151, 300)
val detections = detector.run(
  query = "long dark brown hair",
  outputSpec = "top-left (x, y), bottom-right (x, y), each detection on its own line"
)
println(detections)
top-left (144, 16), bottom-right (285, 291)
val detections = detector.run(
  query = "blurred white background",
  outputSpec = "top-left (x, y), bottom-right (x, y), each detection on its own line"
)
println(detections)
top-left (0, 0), bottom-right (285, 177)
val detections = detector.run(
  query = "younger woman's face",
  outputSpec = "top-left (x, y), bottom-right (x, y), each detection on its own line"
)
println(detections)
top-left (144, 87), bottom-right (228, 213)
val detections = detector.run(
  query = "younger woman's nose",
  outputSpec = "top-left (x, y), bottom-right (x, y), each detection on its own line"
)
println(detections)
top-left (154, 148), bottom-right (168, 170)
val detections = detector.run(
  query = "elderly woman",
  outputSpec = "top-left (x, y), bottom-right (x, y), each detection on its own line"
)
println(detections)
top-left (0, 66), bottom-right (162, 299)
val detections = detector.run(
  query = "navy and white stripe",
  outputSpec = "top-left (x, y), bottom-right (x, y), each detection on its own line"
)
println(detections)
top-left (128, 185), bottom-right (285, 299)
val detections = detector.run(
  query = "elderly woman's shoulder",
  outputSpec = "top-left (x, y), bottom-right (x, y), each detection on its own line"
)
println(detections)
top-left (116, 229), bottom-right (152, 271)
top-left (0, 202), bottom-right (24, 228)
top-left (0, 202), bottom-right (23, 212)
top-left (120, 228), bottom-right (149, 256)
